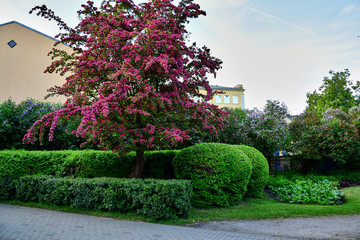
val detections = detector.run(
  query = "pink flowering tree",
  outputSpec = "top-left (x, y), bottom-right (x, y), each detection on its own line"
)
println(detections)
top-left (24, 0), bottom-right (225, 178)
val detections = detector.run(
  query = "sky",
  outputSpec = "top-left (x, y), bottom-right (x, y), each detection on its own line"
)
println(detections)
top-left (1, 0), bottom-right (360, 115)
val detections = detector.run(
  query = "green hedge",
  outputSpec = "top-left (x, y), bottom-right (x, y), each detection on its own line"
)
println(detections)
top-left (1, 175), bottom-right (192, 220)
top-left (0, 150), bottom-right (178, 179)
top-left (235, 145), bottom-right (269, 198)
top-left (173, 143), bottom-right (252, 208)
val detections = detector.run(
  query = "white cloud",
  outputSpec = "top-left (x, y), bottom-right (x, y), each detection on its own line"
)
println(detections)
top-left (340, 4), bottom-right (357, 15)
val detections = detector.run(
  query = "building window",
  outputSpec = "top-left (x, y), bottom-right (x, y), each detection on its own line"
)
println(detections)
top-left (241, 95), bottom-right (245, 109)
top-left (8, 40), bottom-right (17, 48)
top-left (233, 96), bottom-right (239, 104)
top-left (215, 95), bottom-right (222, 104)
top-left (224, 95), bottom-right (230, 104)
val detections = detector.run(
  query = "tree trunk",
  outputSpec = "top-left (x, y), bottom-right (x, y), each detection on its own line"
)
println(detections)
top-left (129, 149), bottom-right (145, 178)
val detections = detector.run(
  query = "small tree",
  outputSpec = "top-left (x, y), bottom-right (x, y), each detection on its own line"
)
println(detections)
top-left (24, 0), bottom-right (225, 178)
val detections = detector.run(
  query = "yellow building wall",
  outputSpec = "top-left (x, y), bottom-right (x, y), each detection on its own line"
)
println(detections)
top-left (199, 84), bottom-right (245, 109)
top-left (0, 21), bottom-right (70, 103)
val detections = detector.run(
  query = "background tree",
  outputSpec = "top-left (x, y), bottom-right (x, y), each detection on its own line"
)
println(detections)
top-left (24, 0), bottom-right (225, 178)
top-left (289, 108), bottom-right (360, 173)
top-left (0, 98), bottom-right (83, 150)
top-left (245, 100), bottom-right (290, 165)
top-left (306, 69), bottom-right (360, 115)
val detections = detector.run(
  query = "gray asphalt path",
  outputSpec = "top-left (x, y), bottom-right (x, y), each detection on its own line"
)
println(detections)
top-left (190, 215), bottom-right (360, 240)
top-left (0, 203), bottom-right (295, 240)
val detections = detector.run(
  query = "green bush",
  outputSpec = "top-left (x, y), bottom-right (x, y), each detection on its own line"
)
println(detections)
top-left (5, 175), bottom-right (192, 220)
top-left (0, 150), bottom-right (67, 178)
top-left (0, 175), bottom-right (17, 200)
top-left (0, 98), bottom-right (86, 150)
top-left (235, 145), bottom-right (269, 198)
top-left (173, 143), bottom-right (252, 208)
top-left (270, 179), bottom-right (344, 205)
top-left (0, 149), bottom-right (178, 179)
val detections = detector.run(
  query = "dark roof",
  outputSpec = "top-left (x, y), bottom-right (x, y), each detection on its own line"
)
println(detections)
top-left (0, 21), bottom-right (60, 42)
top-left (210, 85), bottom-right (245, 91)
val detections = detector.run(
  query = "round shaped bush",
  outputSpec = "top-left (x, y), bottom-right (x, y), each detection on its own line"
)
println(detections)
top-left (235, 145), bottom-right (269, 198)
top-left (173, 143), bottom-right (252, 208)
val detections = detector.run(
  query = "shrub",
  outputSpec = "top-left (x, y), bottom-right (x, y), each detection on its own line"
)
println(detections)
top-left (235, 145), bottom-right (269, 198)
top-left (173, 143), bottom-right (252, 208)
top-left (0, 150), bottom-right (67, 178)
top-left (289, 109), bottom-right (360, 173)
top-left (0, 149), bottom-right (178, 179)
top-left (4, 175), bottom-right (192, 220)
top-left (0, 98), bottom-right (86, 150)
top-left (0, 175), bottom-right (17, 200)
top-left (270, 179), bottom-right (344, 205)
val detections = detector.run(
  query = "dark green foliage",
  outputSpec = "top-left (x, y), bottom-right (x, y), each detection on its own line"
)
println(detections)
top-left (5, 175), bottom-right (192, 220)
top-left (173, 143), bottom-right (252, 208)
top-left (0, 98), bottom-right (87, 150)
top-left (235, 145), bottom-right (269, 198)
top-left (217, 108), bottom-right (250, 145)
top-left (270, 179), bottom-right (344, 205)
top-left (289, 108), bottom-right (360, 172)
top-left (142, 150), bottom-right (179, 179)
top-left (0, 150), bottom-right (178, 179)
top-left (0, 175), bottom-right (17, 200)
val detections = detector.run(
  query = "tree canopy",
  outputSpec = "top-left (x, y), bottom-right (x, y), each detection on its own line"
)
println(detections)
top-left (306, 69), bottom-right (360, 115)
top-left (24, 0), bottom-right (225, 177)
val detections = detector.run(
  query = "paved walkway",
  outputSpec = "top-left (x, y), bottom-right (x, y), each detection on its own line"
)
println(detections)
top-left (190, 215), bottom-right (360, 240)
top-left (0, 203), bottom-right (296, 240)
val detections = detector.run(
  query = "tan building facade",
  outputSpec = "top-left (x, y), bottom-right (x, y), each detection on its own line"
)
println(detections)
top-left (0, 21), bottom-right (70, 103)
top-left (198, 84), bottom-right (245, 109)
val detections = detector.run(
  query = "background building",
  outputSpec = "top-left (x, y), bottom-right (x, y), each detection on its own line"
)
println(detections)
top-left (198, 84), bottom-right (245, 109)
top-left (0, 21), bottom-right (70, 103)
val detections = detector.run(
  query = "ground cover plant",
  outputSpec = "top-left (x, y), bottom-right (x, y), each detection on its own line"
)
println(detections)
top-left (269, 179), bottom-right (344, 205)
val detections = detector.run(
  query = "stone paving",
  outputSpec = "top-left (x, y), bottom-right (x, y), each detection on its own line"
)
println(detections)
top-left (0, 203), bottom-right (297, 240)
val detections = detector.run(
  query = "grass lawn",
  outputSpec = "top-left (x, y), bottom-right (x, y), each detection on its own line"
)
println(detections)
top-left (1, 186), bottom-right (359, 225)
top-left (187, 186), bottom-right (360, 224)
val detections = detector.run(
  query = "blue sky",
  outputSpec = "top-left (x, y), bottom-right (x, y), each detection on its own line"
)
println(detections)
top-left (1, 0), bottom-right (360, 114)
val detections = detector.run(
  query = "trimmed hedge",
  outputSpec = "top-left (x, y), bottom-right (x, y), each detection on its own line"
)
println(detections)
top-left (1, 175), bottom-right (192, 220)
top-left (0, 150), bottom-right (178, 179)
top-left (235, 145), bottom-right (269, 198)
top-left (173, 143), bottom-right (252, 208)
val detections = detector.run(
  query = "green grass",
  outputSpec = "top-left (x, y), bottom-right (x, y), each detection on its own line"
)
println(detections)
top-left (1, 186), bottom-right (360, 225)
